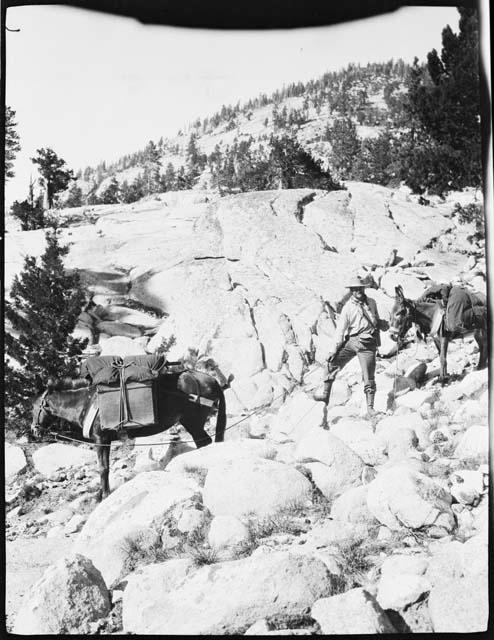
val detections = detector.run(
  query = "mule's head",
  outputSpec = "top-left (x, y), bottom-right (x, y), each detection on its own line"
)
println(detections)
top-left (31, 389), bottom-right (52, 439)
top-left (389, 285), bottom-right (414, 342)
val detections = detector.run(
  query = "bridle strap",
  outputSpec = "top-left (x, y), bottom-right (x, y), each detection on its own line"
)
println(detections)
top-left (34, 389), bottom-right (50, 430)
top-left (408, 301), bottom-right (418, 326)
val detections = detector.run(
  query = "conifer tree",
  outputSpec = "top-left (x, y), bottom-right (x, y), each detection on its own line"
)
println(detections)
top-left (119, 180), bottom-right (134, 203)
top-left (176, 165), bottom-right (189, 190)
top-left (353, 130), bottom-right (399, 186)
top-left (5, 106), bottom-right (21, 180)
top-left (268, 135), bottom-right (340, 190)
top-left (185, 133), bottom-right (206, 186)
top-left (99, 176), bottom-right (120, 204)
top-left (404, 8), bottom-right (481, 193)
top-left (10, 197), bottom-right (45, 231)
top-left (65, 182), bottom-right (84, 207)
top-left (31, 148), bottom-right (75, 208)
top-left (143, 140), bottom-right (161, 195)
top-left (325, 118), bottom-right (360, 180)
top-left (160, 162), bottom-right (177, 191)
top-left (5, 231), bottom-right (87, 431)
top-left (128, 174), bottom-right (145, 201)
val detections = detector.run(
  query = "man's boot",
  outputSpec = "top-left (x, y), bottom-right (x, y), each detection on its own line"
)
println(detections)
top-left (314, 379), bottom-right (333, 404)
top-left (365, 390), bottom-right (377, 418)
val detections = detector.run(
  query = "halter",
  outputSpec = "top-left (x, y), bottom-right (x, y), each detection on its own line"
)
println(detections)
top-left (33, 389), bottom-right (50, 433)
top-left (390, 296), bottom-right (416, 342)
top-left (406, 300), bottom-right (419, 327)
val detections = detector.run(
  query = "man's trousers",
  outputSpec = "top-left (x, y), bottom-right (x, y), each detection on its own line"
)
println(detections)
top-left (327, 335), bottom-right (377, 394)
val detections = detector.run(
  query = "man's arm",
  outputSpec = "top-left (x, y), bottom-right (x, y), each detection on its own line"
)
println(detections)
top-left (367, 297), bottom-right (388, 330)
top-left (367, 297), bottom-right (385, 345)
top-left (330, 305), bottom-right (350, 354)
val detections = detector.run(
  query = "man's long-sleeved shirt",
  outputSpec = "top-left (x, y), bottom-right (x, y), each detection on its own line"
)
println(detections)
top-left (333, 295), bottom-right (380, 347)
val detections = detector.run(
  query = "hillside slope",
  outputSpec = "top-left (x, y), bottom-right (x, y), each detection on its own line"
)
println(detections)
top-left (67, 60), bottom-right (410, 201)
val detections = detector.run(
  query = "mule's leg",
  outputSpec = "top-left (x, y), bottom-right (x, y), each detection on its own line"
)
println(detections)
top-left (180, 406), bottom-right (213, 449)
top-left (439, 337), bottom-right (449, 384)
top-left (94, 432), bottom-right (111, 500)
top-left (475, 329), bottom-right (488, 369)
top-left (433, 337), bottom-right (449, 384)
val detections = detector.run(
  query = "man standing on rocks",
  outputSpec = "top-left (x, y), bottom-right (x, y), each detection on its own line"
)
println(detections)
top-left (315, 274), bottom-right (385, 418)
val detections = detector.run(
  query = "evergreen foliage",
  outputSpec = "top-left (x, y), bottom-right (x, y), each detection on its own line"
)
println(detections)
top-left (353, 130), bottom-right (401, 186)
top-left (5, 106), bottom-right (21, 180)
top-left (454, 202), bottom-right (484, 239)
top-left (56, 12), bottom-right (482, 199)
top-left (160, 162), bottom-right (177, 191)
top-left (143, 140), bottom-right (162, 195)
top-left (403, 8), bottom-right (481, 193)
top-left (119, 174), bottom-right (146, 203)
top-left (76, 59), bottom-right (411, 194)
top-left (119, 180), bottom-right (133, 204)
top-left (10, 197), bottom-right (46, 231)
top-left (325, 118), bottom-right (360, 180)
top-left (31, 148), bottom-right (75, 208)
top-left (185, 133), bottom-right (207, 187)
top-left (268, 135), bottom-right (340, 190)
top-left (207, 135), bottom-right (339, 192)
top-left (99, 176), bottom-right (120, 204)
top-left (5, 231), bottom-right (87, 433)
top-left (65, 182), bottom-right (84, 207)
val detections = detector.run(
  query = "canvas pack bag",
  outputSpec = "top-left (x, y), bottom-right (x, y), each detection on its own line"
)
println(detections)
top-left (97, 380), bottom-right (158, 430)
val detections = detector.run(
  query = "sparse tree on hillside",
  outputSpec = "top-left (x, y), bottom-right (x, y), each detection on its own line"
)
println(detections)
top-left (129, 173), bottom-right (145, 201)
top-left (353, 130), bottom-right (400, 186)
top-left (5, 231), bottom-right (87, 433)
top-left (5, 106), bottom-right (21, 180)
top-left (99, 176), bottom-right (120, 204)
top-left (65, 182), bottom-right (84, 207)
top-left (268, 135), bottom-right (341, 190)
top-left (119, 180), bottom-right (133, 204)
top-left (143, 140), bottom-right (161, 195)
top-left (160, 163), bottom-right (177, 191)
top-left (176, 166), bottom-right (189, 190)
top-left (185, 133), bottom-right (206, 187)
top-left (325, 118), bottom-right (360, 180)
top-left (85, 179), bottom-right (100, 205)
top-left (10, 197), bottom-right (45, 231)
top-left (31, 148), bottom-right (75, 208)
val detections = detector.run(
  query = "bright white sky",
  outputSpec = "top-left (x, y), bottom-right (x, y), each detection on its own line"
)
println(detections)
top-left (5, 4), bottom-right (461, 207)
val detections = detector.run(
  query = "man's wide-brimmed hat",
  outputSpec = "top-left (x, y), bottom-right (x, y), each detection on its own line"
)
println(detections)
top-left (346, 274), bottom-right (368, 289)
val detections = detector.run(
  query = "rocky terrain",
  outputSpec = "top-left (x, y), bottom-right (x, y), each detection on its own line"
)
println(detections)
top-left (4, 184), bottom-right (489, 634)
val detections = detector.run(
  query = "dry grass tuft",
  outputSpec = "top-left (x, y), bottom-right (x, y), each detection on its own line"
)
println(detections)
top-left (119, 529), bottom-right (173, 575)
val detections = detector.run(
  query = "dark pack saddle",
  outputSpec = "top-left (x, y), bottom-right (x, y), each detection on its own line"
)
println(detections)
top-left (79, 354), bottom-right (182, 431)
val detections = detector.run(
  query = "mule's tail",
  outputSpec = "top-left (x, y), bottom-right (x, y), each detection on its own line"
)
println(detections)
top-left (215, 386), bottom-right (226, 442)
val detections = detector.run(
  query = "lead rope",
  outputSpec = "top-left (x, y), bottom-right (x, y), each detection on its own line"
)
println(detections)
top-left (46, 383), bottom-right (322, 448)
top-left (33, 353), bottom-right (355, 449)
top-left (393, 340), bottom-right (400, 409)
